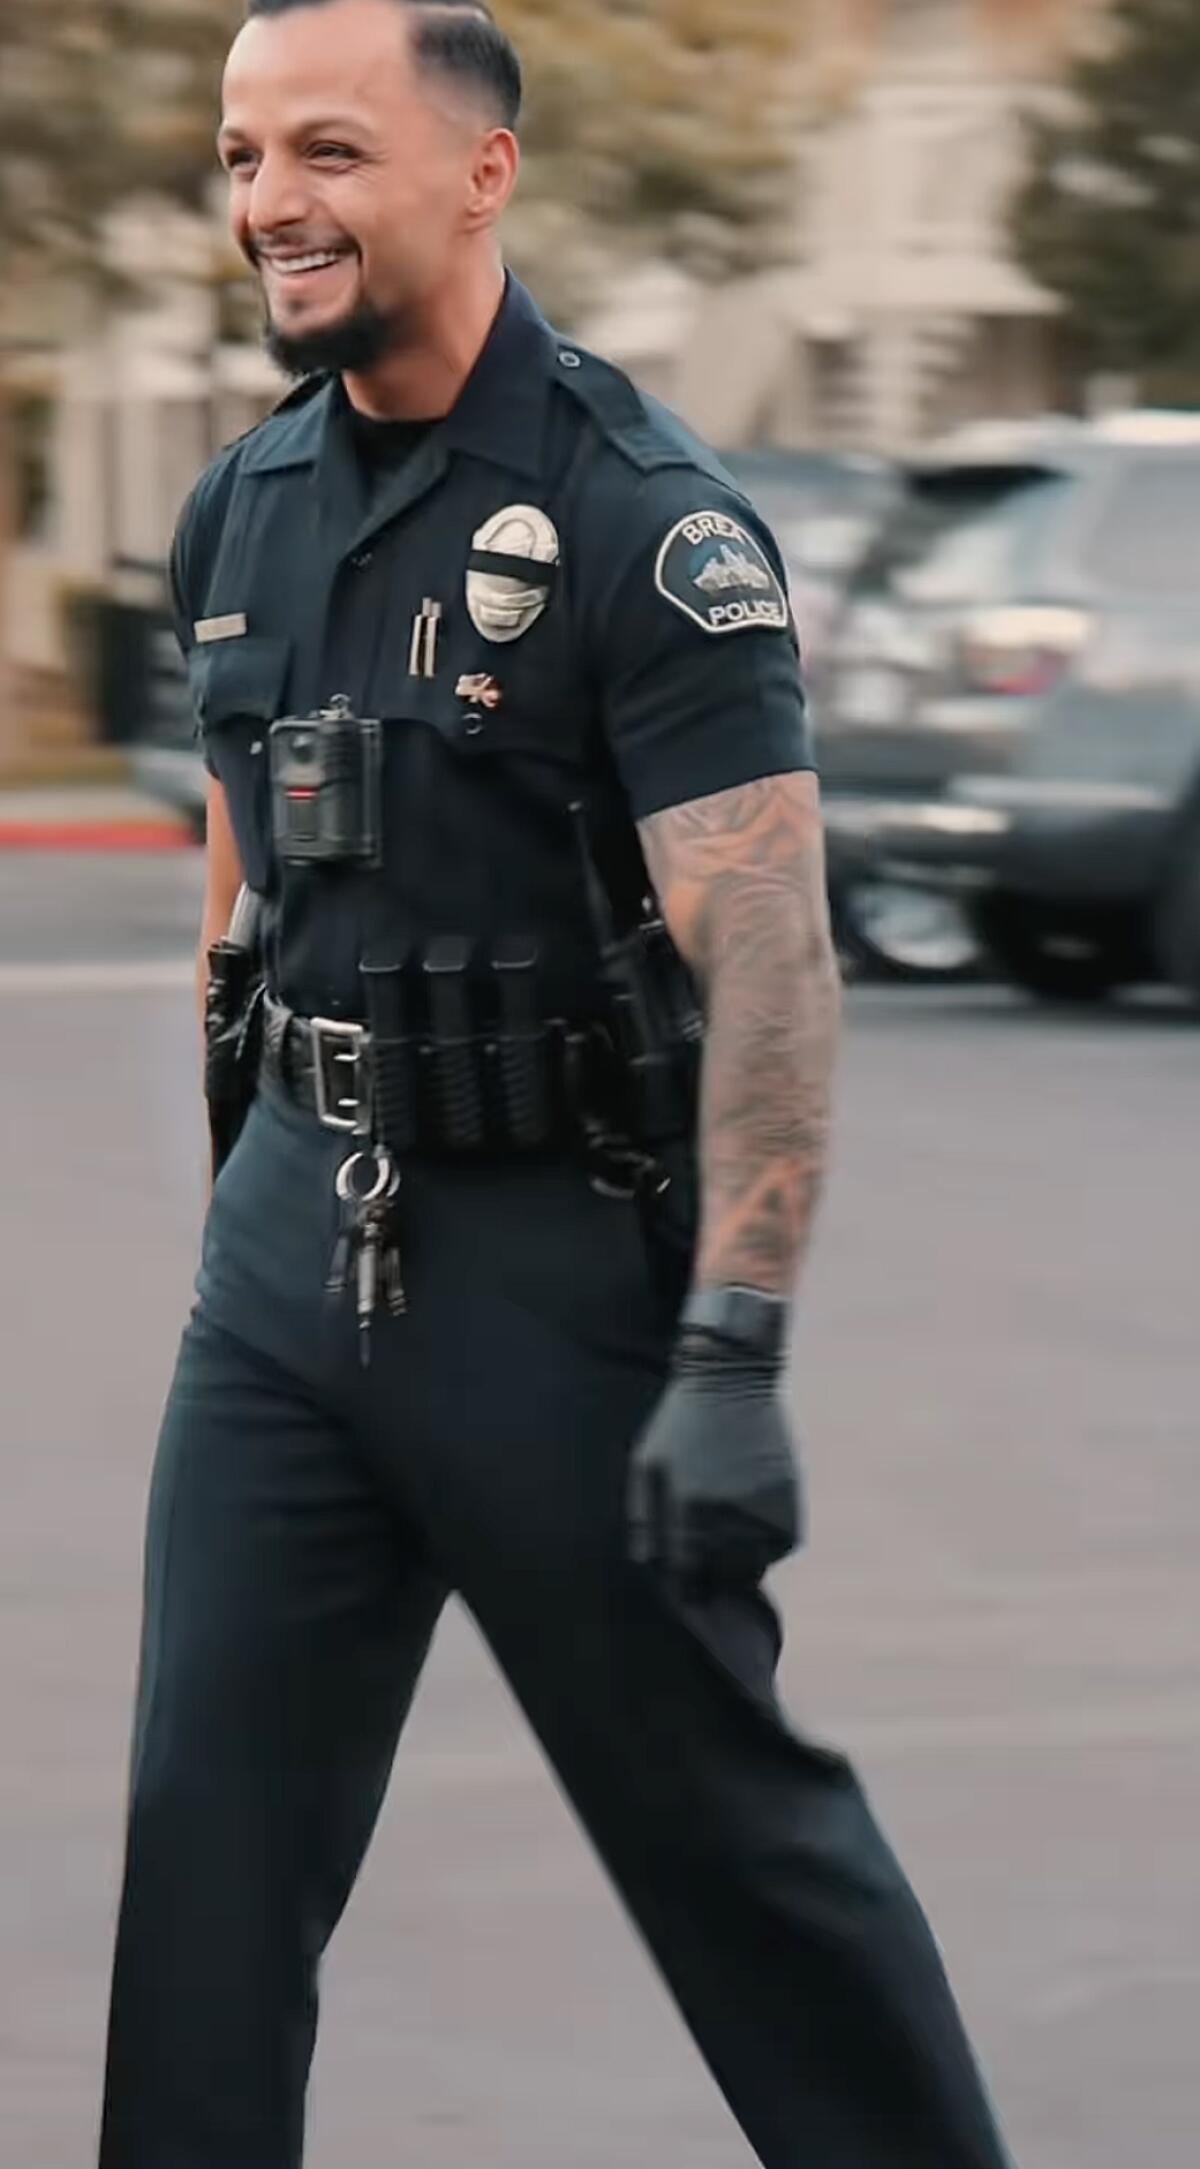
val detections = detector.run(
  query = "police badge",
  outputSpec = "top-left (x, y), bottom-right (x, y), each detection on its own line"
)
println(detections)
top-left (466, 504), bottom-right (560, 643)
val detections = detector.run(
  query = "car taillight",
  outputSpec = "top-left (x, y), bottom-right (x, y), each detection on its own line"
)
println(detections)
top-left (957, 606), bottom-right (1090, 696)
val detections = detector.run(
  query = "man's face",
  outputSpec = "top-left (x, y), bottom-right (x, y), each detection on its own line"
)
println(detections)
top-left (220, 0), bottom-right (488, 372)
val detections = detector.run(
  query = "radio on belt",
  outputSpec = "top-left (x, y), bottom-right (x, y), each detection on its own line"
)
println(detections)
top-left (269, 695), bottom-right (382, 866)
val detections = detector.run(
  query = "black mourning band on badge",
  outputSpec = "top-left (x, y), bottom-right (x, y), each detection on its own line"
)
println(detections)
top-left (467, 549), bottom-right (562, 587)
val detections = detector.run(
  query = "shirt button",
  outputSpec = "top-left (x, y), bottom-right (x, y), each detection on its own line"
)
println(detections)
top-left (350, 549), bottom-right (373, 569)
top-left (558, 349), bottom-right (582, 371)
top-left (463, 711), bottom-right (485, 737)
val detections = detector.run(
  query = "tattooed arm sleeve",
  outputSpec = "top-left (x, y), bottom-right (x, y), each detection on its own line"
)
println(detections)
top-left (639, 772), bottom-right (841, 1299)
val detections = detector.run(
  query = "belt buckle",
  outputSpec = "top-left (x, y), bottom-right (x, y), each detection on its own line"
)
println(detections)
top-left (310, 1016), bottom-right (371, 1134)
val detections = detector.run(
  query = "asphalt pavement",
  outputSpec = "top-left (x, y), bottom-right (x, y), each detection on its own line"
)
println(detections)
top-left (2, 851), bottom-right (1198, 2169)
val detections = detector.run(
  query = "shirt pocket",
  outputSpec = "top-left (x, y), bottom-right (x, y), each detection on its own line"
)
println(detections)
top-left (390, 629), bottom-right (585, 775)
top-left (188, 635), bottom-right (292, 889)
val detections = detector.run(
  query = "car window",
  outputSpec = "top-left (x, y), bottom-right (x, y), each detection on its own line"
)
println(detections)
top-left (1084, 459), bottom-right (1200, 591)
top-left (778, 508), bottom-right (881, 577)
top-left (851, 467), bottom-right (1069, 606)
top-left (724, 462), bottom-right (895, 580)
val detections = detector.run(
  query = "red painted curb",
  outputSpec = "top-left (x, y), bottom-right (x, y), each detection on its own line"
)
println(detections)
top-left (0, 821), bottom-right (195, 852)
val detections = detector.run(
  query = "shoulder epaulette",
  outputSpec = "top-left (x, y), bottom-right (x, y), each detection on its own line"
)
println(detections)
top-left (554, 347), bottom-right (697, 476)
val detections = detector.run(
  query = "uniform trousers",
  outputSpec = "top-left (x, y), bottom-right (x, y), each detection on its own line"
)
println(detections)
top-left (99, 1078), bottom-right (1012, 2169)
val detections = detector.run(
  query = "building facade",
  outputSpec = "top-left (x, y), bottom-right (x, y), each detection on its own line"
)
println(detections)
top-left (585, 0), bottom-right (1104, 450)
top-left (3, 203), bottom-right (280, 688)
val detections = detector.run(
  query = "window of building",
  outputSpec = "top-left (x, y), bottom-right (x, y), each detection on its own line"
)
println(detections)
top-left (11, 392), bottom-right (57, 545)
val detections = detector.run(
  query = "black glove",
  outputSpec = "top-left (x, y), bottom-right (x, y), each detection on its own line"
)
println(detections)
top-left (627, 1287), bottom-right (802, 1594)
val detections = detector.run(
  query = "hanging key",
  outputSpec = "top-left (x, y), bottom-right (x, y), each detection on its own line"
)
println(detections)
top-left (326, 1183), bottom-right (360, 1298)
top-left (359, 1182), bottom-right (405, 1344)
top-left (379, 1219), bottom-right (407, 1317)
top-left (355, 1215), bottom-right (381, 1366)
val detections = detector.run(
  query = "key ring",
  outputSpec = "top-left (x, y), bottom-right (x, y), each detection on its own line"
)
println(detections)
top-left (335, 1148), bottom-right (397, 1207)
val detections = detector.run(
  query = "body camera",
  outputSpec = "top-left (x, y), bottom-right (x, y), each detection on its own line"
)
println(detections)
top-left (269, 697), bottom-right (382, 866)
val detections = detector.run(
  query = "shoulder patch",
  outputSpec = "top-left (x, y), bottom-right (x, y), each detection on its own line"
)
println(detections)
top-left (655, 510), bottom-right (790, 637)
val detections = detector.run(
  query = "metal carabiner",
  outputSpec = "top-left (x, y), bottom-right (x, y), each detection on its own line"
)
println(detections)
top-left (335, 1146), bottom-right (397, 1208)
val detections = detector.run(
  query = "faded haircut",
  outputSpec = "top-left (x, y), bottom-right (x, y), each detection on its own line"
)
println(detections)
top-left (243, 0), bottom-right (523, 130)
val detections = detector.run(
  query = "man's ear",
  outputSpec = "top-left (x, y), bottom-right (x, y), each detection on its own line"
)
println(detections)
top-left (465, 126), bottom-right (519, 229)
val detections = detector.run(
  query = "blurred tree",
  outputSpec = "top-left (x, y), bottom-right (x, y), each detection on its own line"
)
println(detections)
top-left (1012, 0), bottom-right (1200, 401)
top-left (499, 0), bottom-right (803, 320)
top-left (0, 0), bottom-right (810, 367)
top-left (0, 1), bottom-right (233, 302)
top-left (1, 0), bottom-right (802, 327)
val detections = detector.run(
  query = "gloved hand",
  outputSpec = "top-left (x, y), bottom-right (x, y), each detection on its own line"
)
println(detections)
top-left (627, 1288), bottom-right (802, 1594)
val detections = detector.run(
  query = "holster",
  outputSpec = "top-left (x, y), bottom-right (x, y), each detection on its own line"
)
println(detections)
top-left (204, 887), bottom-right (265, 1178)
top-left (569, 800), bottom-right (704, 1155)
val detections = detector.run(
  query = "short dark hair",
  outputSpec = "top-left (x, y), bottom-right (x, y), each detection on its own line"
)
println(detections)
top-left (244, 0), bottom-right (522, 130)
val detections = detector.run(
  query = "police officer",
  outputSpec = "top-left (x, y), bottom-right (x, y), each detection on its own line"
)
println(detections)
top-left (99, 4), bottom-right (1015, 2165)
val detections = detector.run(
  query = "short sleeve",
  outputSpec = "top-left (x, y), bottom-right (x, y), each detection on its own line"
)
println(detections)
top-left (582, 471), bottom-right (815, 821)
top-left (168, 522), bottom-right (194, 658)
top-left (168, 483), bottom-right (218, 775)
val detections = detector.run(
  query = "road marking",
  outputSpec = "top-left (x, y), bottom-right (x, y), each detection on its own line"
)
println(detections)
top-left (0, 960), bottom-right (194, 997)
top-left (0, 821), bottom-right (193, 852)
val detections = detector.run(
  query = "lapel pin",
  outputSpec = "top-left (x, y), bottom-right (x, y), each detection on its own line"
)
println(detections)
top-left (455, 673), bottom-right (503, 711)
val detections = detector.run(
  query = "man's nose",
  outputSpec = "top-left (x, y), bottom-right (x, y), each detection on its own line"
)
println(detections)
top-left (245, 154), bottom-right (311, 236)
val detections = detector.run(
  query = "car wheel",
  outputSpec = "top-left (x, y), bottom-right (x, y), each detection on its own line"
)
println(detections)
top-left (1154, 824), bottom-right (1200, 1005)
top-left (969, 896), bottom-right (1127, 1003)
top-left (833, 880), bottom-right (981, 983)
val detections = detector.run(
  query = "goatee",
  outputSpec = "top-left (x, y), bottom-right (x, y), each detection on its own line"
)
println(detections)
top-left (265, 299), bottom-right (394, 379)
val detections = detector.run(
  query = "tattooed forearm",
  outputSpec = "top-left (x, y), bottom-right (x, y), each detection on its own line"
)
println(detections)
top-left (640, 773), bottom-right (841, 1297)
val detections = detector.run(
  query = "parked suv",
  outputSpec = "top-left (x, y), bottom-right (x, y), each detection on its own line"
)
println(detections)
top-left (723, 448), bottom-right (896, 674)
top-left (818, 413), bottom-right (1200, 1003)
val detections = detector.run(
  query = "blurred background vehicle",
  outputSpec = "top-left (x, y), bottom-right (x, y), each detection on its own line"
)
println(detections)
top-left (818, 411), bottom-right (1200, 1006)
top-left (722, 449), bottom-right (898, 677)
top-left (727, 447), bottom-right (981, 984)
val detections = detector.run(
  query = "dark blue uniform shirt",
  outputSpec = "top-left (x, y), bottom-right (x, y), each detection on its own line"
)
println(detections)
top-left (173, 276), bottom-right (814, 1021)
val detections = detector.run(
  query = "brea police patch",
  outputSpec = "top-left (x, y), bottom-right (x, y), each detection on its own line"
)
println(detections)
top-left (656, 510), bottom-right (789, 637)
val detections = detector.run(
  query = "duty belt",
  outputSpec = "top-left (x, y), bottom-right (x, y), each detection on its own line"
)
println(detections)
top-left (261, 989), bottom-right (628, 1158)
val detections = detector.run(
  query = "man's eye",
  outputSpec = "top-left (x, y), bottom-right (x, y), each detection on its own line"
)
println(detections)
top-left (224, 148), bottom-right (257, 174)
top-left (310, 143), bottom-right (356, 164)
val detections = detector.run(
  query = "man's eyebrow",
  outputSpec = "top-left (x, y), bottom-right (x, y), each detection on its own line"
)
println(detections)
top-left (217, 113), bottom-right (374, 143)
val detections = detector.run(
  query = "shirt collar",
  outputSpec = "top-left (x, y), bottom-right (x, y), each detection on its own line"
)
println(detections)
top-left (242, 274), bottom-right (558, 482)
top-left (440, 274), bottom-right (558, 479)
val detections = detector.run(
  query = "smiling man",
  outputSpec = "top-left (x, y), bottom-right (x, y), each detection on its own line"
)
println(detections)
top-left (96, 5), bottom-right (1016, 2168)
top-left (220, 0), bottom-right (521, 389)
